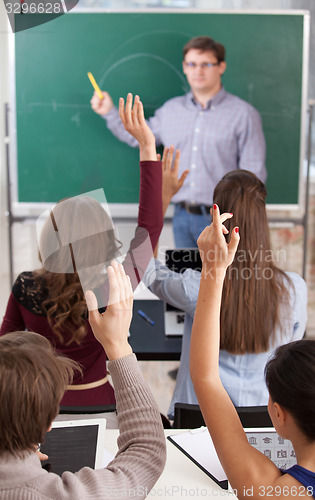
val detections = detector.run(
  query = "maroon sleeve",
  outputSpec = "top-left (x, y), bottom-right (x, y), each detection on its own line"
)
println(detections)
top-left (137, 160), bottom-right (163, 250)
top-left (0, 293), bottom-right (25, 334)
top-left (122, 160), bottom-right (163, 291)
top-left (91, 161), bottom-right (163, 302)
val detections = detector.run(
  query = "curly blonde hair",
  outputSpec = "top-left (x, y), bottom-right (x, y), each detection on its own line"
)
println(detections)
top-left (35, 196), bottom-right (121, 345)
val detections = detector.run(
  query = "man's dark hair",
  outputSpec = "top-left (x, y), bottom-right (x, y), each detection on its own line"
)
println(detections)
top-left (183, 36), bottom-right (225, 63)
top-left (265, 339), bottom-right (315, 442)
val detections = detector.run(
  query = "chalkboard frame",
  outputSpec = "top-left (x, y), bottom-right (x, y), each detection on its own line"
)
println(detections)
top-left (9, 8), bottom-right (310, 218)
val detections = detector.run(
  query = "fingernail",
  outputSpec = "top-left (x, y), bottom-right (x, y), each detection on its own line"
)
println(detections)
top-left (235, 227), bottom-right (239, 233)
top-left (229, 213), bottom-right (233, 216)
top-left (213, 204), bottom-right (217, 210)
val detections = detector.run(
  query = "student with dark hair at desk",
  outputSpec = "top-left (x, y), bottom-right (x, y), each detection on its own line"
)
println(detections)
top-left (190, 206), bottom-right (315, 499)
top-left (0, 94), bottom-right (163, 408)
top-left (0, 263), bottom-right (166, 500)
top-left (144, 150), bottom-right (307, 419)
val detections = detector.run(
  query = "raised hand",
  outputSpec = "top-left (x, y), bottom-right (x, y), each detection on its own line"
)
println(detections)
top-left (197, 204), bottom-right (239, 275)
top-left (119, 93), bottom-right (156, 161)
top-left (162, 146), bottom-right (189, 213)
top-left (90, 90), bottom-right (114, 115)
top-left (85, 261), bottom-right (133, 361)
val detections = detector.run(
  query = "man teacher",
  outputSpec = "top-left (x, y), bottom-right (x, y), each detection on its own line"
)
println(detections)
top-left (91, 36), bottom-right (266, 248)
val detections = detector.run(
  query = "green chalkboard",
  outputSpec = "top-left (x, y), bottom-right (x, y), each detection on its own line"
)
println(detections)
top-left (14, 12), bottom-right (307, 205)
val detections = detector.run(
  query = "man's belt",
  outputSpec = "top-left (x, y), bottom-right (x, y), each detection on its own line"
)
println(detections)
top-left (178, 202), bottom-right (212, 215)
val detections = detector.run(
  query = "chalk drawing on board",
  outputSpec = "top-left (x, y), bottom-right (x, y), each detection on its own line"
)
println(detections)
top-left (248, 83), bottom-right (254, 104)
top-left (100, 53), bottom-right (188, 101)
top-left (70, 112), bottom-right (81, 127)
top-left (97, 29), bottom-right (193, 81)
top-left (26, 102), bottom-right (90, 111)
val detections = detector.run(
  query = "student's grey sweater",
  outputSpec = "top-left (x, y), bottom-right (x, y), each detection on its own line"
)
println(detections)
top-left (0, 354), bottom-right (166, 499)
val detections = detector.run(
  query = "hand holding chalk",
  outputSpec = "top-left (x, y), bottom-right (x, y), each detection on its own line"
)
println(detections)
top-left (87, 72), bottom-right (103, 99)
top-left (89, 72), bottom-right (114, 115)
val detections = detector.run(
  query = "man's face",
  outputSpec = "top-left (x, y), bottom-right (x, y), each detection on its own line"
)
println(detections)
top-left (183, 49), bottom-right (226, 95)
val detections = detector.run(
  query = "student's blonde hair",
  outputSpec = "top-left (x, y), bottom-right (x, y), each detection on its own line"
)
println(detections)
top-left (34, 196), bottom-right (121, 344)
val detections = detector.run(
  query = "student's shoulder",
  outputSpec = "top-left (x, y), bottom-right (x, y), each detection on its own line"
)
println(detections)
top-left (284, 271), bottom-right (307, 296)
top-left (12, 271), bottom-right (48, 310)
top-left (12, 271), bottom-right (37, 295)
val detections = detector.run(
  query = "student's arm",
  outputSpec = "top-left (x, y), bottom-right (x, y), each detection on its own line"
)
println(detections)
top-left (189, 206), bottom-right (284, 499)
top-left (238, 105), bottom-right (267, 183)
top-left (143, 258), bottom-right (199, 317)
top-left (153, 146), bottom-right (189, 257)
top-left (161, 146), bottom-right (189, 217)
top-left (0, 275), bottom-right (26, 334)
top-left (114, 94), bottom-right (163, 290)
top-left (78, 263), bottom-right (166, 497)
top-left (0, 292), bottom-right (25, 334)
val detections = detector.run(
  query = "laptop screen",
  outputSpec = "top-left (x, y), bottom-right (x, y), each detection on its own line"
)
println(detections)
top-left (244, 427), bottom-right (296, 470)
top-left (165, 248), bottom-right (202, 275)
top-left (40, 419), bottom-right (106, 476)
top-left (164, 249), bottom-right (202, 336)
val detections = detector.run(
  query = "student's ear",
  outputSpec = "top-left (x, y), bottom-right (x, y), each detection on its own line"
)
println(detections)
top-left (47, 423), bottom-right (52, 433)
top-left (273, 402), bottom-right (287, 427)
top-left (219, 61), bottom-right (227, 76)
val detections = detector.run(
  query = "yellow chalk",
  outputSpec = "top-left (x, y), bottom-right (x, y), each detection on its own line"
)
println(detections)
top-left (87, 72), bottom-right (103, 100)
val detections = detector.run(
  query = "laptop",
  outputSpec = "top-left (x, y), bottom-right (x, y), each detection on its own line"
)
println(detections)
top-left (244, 427), bottom-right (296, 470)
top-left (164, 248), bottom-right (202, 336)
top-left (40, 418), bottom-right (107, 476)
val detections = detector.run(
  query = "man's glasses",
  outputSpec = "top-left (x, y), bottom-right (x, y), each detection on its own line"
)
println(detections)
top-left (184, 62), bottom-right (220, 69)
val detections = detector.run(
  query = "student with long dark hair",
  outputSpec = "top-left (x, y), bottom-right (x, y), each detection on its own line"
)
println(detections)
top-left (0, 94), bottom-right (163, 407)
top-left (144, 160), bottom-right (307, 419)
top-left (190, 205), bottom-right (315, 498)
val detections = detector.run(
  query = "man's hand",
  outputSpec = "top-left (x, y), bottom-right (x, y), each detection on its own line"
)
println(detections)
top-left (119, 93), bottom-right (156, 161)
top-left (85, 261), bottom-right (133, 361)
top-left (162, 146), bottom-right (189, 214)
top-left (90, 90), bottom-right (114, 115)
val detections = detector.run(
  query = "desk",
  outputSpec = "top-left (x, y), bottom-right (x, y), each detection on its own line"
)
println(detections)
top-left (104, 430), bottom-right (236, 498)
top-left (129, 300), bottom-right (182, 361)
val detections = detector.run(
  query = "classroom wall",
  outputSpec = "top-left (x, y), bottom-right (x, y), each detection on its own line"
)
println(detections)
top-left (0, 2), bottom-right (12, 309)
